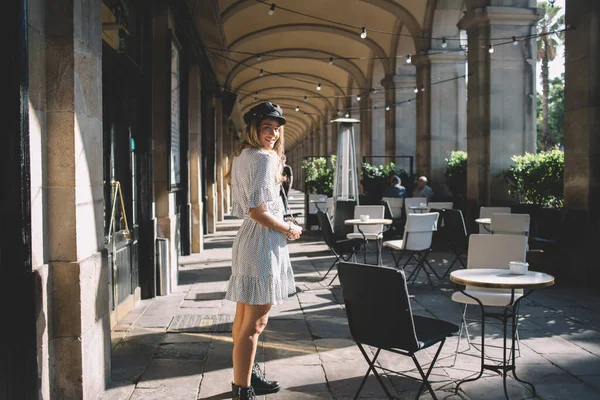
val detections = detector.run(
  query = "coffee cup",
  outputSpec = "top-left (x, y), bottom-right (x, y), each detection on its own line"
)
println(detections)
top-left (359, 215), bottom-right (370, 222)
top-left (509, 261), bottom-right (528, 275)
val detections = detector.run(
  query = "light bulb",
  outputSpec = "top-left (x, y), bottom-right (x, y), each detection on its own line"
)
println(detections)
top-left (345, 112), bottom-right (350, 118)
top-left (413, 86), bottom-right (419, 93)
top-left (441, 38), bottom-right (448, 48)
top-left (371, 88), bottom-right (377, 94)
top-left (407, 99), bottom-right (411, 104)
top-left (304, 96), bottom-right (308, 101)
top-left (420, 86), bottom-right (425, 92)
top-left (268, 4), bottom-right (275, 16)
top-left (512, 36), bottom-right (518, 46)
top-left (259, 69), bottom-right (264, 77)
top-left (254, 94), bottom-right (258, 101)
top-left (316, 83), bottom-right (321, 91)
top-left (488, 44), bottom-right (494, 53)
top-left (295, 106), bottom-right (300, 112)
top-left (385, 105), bottom-right (390, 111)
top-left (360, 27), bottom-right (367, 39)
top-left (406, 54), bottom-right (412, 64)
top-left (373, 105), bottom-right (378, 109)
top-left (256, 54), bottom-right (261, 61)
top-left (356, 95), bottom-right (361, 102)
top-left (329, 57), bottom-right (333, 65)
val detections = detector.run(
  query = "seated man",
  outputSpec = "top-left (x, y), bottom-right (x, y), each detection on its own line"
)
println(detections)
top-left (382, 176), bottom-right (406, 198)
top-left (412, 175), bottom-right (434, 201)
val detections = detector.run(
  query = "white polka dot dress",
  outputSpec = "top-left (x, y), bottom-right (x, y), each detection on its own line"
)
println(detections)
top-left (225, 148), bottom-right (296, 305)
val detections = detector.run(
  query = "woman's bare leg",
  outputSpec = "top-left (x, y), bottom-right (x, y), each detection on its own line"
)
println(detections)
top-left (232, 303), bottom-right (271, 386)
top-left (232, 302), bottom-right (246, 344)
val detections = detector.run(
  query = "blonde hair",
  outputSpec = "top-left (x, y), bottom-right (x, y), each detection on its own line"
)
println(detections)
top-left (225, 118), bottom-right (285, 184)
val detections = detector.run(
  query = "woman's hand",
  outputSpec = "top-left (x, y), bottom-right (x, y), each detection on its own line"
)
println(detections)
top-left (286, 223), bottom-right (303, 241)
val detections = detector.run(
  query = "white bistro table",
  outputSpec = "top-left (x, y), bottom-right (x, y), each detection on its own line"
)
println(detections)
top-left (475, 217), bottom-right (491, 232)
top-left (450, 268), bottom-right (555, 399)
top-left (344, 218), bottom-right (392, 266)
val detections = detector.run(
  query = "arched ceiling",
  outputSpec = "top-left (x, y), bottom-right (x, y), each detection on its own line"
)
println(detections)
top-left (216, 0), bottom-right (429, 149)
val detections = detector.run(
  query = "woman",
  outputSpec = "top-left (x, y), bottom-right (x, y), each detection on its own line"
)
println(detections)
top-left (225, 102), bottom-right (303, 400)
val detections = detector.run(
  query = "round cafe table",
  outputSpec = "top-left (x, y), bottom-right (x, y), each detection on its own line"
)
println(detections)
top-left (344, 218), bottom-right (392, 266)
top-left (475, 217), bottom-right (491, 232)
top-left (450, 268), bottom-right (555, 399)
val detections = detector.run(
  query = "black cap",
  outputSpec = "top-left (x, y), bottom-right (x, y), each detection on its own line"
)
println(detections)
top-left (243, 101), bottom-right (287, 126)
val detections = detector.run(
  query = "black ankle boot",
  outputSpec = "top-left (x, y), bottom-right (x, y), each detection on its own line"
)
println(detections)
top-left (231, 383), bottom-right (255, 400)
top-left (251, 362), bottom-right (281, 395)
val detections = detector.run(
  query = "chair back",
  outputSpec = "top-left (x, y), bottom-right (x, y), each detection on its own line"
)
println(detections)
top-left (490, 213), bottom-right (530, 236)
top-left (317, 211), bottom-right (337, 249)
top-left (467, 234), bottom-right (527, 269)
top-left (427, 202), bottom-right (453, 212)
top-left (325, 197), bottom-right (334, 216)
top-left (479, 207), bottom-right (511, 233)
top-left (443, 209), bottom-right (468, 250)
top-left (353, 205), bottom-right (384, 235)
top-left (308, 194), bottom-right (327, 214)
top-left (382, 197), bottom-right (404, 218)
top-left (402, 212), bottom-right (439, 251)
top-left (405, 197), bottom-right (428, 215)
top-left (338, 262), bottom-right (420, 351)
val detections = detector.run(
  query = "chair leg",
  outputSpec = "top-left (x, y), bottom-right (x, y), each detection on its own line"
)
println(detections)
top-left (355, 344), bottom-right (394, 400)
top-left (413, 338), bottom-right (446, 400)
top-left (321, 257), bottom-right (339, 282)
top-left (453, 304), bottom-right (472, 366)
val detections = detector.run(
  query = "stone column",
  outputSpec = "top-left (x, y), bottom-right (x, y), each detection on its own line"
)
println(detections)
top-left (564, 0), bottom-right (600, 217)
top-left (188, 64), bottom-right (204, 253)
top-left (414, 52), bottom-right (467, 197)
top-left (222, 122), bottom-right (231, 215)
top-left (215, 97), bottom-right (224, 222)
top-left (46, 0), bottom-right (109, 398)
top-left (458, 4), bottom-right (539, 211)
top-left (381, 76), bottom-right (396, 160)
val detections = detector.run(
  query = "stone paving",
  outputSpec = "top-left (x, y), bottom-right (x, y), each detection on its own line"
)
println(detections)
top-left (100, 190), bottom-right (600, 400)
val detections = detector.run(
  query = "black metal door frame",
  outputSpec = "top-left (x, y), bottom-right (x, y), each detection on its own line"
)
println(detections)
top-left (0, 0), bottom-right (37, 397)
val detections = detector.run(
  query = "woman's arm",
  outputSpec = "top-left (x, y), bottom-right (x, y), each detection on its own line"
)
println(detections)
top-left (248, 203), bottom-right (302, 240)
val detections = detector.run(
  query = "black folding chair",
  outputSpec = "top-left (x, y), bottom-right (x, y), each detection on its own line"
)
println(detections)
top-left (338, 262), bottom-right (459, 399)
top-left (317, 211), bottom-right (362, 285)
top-left (441, 209), bottom-right (468, 278)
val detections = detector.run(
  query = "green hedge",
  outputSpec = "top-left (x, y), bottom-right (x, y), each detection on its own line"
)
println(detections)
top-left (302, 156), bottom-right (335, 196)
top-left (502, 148), bottom-right (564, 208)
top-left (444, 151), bottom-right (467, 200)
top-left (360, 162), bottom-right (412, 200)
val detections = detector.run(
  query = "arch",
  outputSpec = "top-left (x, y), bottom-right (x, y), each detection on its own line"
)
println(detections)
top-left (224, 48), bottom-right (368, 90)
top-left (243, 97), bottom-right (325, 118)
top-left (235, 74), bottom-right (346, 103)
top-left (423, 0), bottom-right (465, 50)
top-left (241, 101), bottom-right (318, 129)
top-left (228, 24), bottom-right (390, 76)
top-left (238, 86), bottom-right (336, 111)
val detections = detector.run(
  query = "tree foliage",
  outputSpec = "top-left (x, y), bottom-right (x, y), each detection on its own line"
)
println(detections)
top-left (536, 74), bottom-right (564, 148)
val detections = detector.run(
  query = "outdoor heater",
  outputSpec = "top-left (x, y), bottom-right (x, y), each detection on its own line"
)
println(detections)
top-left (331, 117), bottom-right (360, 238)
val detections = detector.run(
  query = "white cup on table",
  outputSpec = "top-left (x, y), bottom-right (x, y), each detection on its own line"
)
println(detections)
top-left (509, 261), bottom-right (529, 275)
top-left (359, 214), bottom-right (370, 222)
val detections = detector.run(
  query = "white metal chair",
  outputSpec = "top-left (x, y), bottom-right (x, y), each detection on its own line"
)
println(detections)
top-left (382, 212), bottom-right (440, 288)
top-left (451, 234), bottom-right (528, 364)
top-left (490, 213), bottom-right (530, 237)
top-left (382, 197), bottom-right (404, 219)
top-left (405, 197), bottom-right (428, 215)
top-left (478, 207), bottom-right (511, 234)
top-left (347, 205), bottom-right (385, 264)
top-left (324, 197), bottom-right (334, 219)
top-left (308, 194), bottom-right (327, 214)
top-left (427, 202), bottom-right (453, 212)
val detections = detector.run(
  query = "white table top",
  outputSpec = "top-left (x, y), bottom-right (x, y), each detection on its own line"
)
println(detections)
top-left (450, 268), bottom-right (555, 289)
top-left (475, 218), bottom-right (491, 225)
top-left (344, 218), bottom-right (393, 225)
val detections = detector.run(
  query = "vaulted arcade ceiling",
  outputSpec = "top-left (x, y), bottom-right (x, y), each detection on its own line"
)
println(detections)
top-left (204, 0), bottom-right (457, 148)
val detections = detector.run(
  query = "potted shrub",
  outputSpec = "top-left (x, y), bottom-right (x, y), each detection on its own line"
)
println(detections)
top-left (444, 150), bottom-right (467, 208)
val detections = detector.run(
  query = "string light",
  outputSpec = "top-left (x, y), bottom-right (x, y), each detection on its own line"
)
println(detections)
top-left (420, 86), bottom-right (425, 92)
top-left (317, 83), bottom-right (321, 91)
top-left (371, 88), bottom-right (377, 94)
top-left (268, 3), bottom-right (276, 15)
top-left (295, 105), bottom-right (300, 112)
top-left (406, 54), bottom-right (412, 64)
top-left (254, 93), bottom-right (258, 101)
top-left (512, 36), bottom-right (518, 45)
top-left (329, 57), bottom-right (334, 65)
top-left (413, 86), bottom-right (419, 93)
top-left (345, 112), bottom-right (350, 118)
top-left (259, 69), bottom-right (264, 76)
top-left (488, 44), bottom-right (494, 53)
top-left (356, 95), bottom-right (361, 102)
top-left (256, 54), bottom-right (262, 61)
top-left (360, 27), bottom-right (367, 39)
top-left (385, 105), bottom-right (390, 111)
